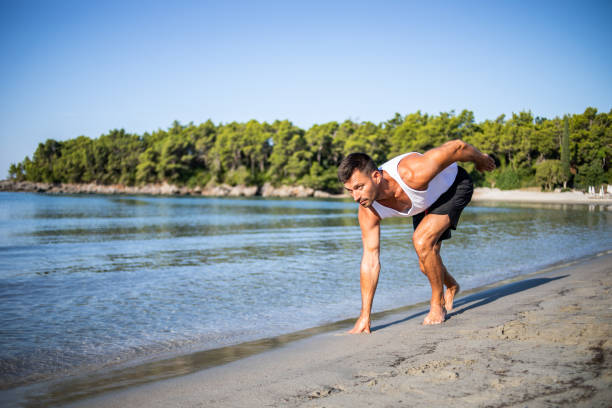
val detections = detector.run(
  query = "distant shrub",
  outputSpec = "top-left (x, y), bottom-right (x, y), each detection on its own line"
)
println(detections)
top-left (225, 166), bottom-right (251, 186)
top-left (495, 168), bottom-right (521, 190)
top-left (300, 163), bottom-right (341, 192)
top-left (574, 161), bottom-right (607, 188)
top-left (535, 160), bottom-right (562, 191)
top-left (186, 170), bottom-right (212, 188)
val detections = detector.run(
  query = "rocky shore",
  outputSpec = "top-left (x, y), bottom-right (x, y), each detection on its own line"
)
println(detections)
top-left (0, 180), bottom-right (343, 199)
top-left (3, 180), bottom-right (611, 206)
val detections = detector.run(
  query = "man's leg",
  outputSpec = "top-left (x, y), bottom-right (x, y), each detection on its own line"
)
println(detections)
top-left (433, 241), bottom-right (460, 312)
top-left (412, 213), bottom-right (453, 324)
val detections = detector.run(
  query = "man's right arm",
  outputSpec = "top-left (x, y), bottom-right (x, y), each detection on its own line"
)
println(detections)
top-left (402, 140), bottom-right (495, 190)
top-left (348, 205), bottom-right (381, 334)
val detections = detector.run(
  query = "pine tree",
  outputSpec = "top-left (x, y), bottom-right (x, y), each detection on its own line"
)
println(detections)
top-left (561, 116), bottom-right (571, 188)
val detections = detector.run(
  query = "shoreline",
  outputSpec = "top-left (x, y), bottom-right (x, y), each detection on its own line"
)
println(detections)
top-left (472, 187), bottom-right (612, 205)
top-left (5, 250), bottom-right (611, 407)
top-left (0, 180), bottom-right (344, 199)
top-left (2, 180), bottom-right (612, 204)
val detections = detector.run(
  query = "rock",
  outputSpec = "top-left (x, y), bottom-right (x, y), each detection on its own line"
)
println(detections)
top-left (260, 183), bottom-right (314, 197)
top-left (292, 185), bottom-right (315, 197)
top-left (0, 180), bottom-right (343, 199)
top-left (0, 180), bottom-right (50, 192)
top-left (228, 185), bottom-right (259, 197)
top-left (260, 183), bottom-right (276, 197)
top-left (313, 190), bottom-right (346, 199)
top-left (159, 182), bottom-right (179, 195)
top-left (202, 184), bottom-right (231, 197)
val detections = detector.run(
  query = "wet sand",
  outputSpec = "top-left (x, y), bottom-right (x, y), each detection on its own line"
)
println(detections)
top-left (61, 251), bottom-right (612, 408)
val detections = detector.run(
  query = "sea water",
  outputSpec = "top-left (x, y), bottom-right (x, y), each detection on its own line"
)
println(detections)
top-left (0, 192), bottom-right (611, 391)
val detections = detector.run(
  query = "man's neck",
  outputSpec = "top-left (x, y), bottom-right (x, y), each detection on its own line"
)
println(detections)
top-left (377, 171), bottom-right (403, 202)
top-left (374, 170), bottom-right (413, 212)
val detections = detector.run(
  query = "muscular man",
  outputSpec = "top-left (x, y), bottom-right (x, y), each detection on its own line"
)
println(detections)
top-left (337, 140), bottom-right (496, 333)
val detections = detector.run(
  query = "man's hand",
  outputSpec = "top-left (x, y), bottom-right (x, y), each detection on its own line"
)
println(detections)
top-left (348, 315), bottom-right (371, 334)
top-left (475, 153), bottom-right (496, 172)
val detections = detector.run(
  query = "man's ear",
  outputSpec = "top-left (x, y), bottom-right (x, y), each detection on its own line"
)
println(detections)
top-left (371, 169), bottom-right (382, 183)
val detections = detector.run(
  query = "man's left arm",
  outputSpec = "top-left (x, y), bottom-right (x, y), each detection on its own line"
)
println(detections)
top-left (406, 140), bottom-right (495, 189)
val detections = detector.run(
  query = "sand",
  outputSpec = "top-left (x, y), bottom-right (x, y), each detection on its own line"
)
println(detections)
top-left (472, 187), bottom-right (612, 205)
top-left (58, 251), bottom-right (612, 408)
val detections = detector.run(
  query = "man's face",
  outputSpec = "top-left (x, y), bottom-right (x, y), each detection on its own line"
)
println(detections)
top-left (343, 169), bottom-right (380, 208)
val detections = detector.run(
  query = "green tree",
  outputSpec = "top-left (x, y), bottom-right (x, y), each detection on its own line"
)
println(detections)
top-left (156, 129), bottom-right (196, 183)
top-left (343, 121), bottom-right (389, 164)
top-left (29, 139), bottom-right (63, 183)
top-left (53, 136), bottom-right (93, 183)
top-left (10, 109), bottom-right (612, 193)
top-left (535, 160), bottom-right (562, 191)
top-left (136, 147), bottom-right (160, 184)
top-left (193, 119), bottom-right (217, 170)
top-left (560, 116), bottom-right (571, 188)
top-left (575, 160), bottom-right (606, 188)
top-left (91, 129), bottom-right (144, 185)
top-left (8, 162), bottom-right (25, 181)
top-left (300, 162), bottom-right (340, 191)
top-left (304, 122), bottom-right (338, 167)
top-left (267, 120), bottom-right (308, 184)
top-left (242, 120), bottom-right (273, 182)
top-left (570, 108), bottom-right (611, 187)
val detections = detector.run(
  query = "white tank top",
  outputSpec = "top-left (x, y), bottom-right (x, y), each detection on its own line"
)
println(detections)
top-left (371, 152), bottom-right (458, 218)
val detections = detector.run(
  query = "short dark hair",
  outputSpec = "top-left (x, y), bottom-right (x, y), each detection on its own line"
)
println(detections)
top-left (337, 153), bottom-right (378, 183)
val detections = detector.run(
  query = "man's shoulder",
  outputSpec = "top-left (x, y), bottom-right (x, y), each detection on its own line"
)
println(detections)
top-left (358, 205), bottom-right (381, 227)
top-left (395, 153), bottom-right (422, 185)
top-left (383, 152), bottom-right (421, 166)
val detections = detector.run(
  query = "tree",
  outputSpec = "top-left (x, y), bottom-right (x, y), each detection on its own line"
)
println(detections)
top-left (560, 116), bottom-right (570, 188)
top-left (156, 132), bottom-right (196, 183)
top-left (8, 162), bottom-right (25, 181)
top-left (304, 122), bottom-right (338, 168)
top-left (267, 120), bottom-right (308, 184)
top-left (193, 119), bottom-right (217, 171)
top-left (241, 120), bottom-right (273, 181)
top-left (575, 160), bottom-right (606, 188)
top-left (136, 147), bottom-right (160, 184)
top-left (53, 136), bottom-right (92, 183)
top-left (535, 160), bottom-right (562, 191)
top-left (30, 139), bottom-right (63, 183)
top-left (9, 109), bottom-right (611, 192)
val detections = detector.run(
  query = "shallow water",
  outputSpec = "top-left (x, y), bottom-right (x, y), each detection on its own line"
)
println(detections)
top-left (0, 192), bottom-right (611, 390)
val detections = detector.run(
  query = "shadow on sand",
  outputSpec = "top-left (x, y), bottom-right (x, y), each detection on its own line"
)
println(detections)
top-left (371, 274), bottom-right (568, 332)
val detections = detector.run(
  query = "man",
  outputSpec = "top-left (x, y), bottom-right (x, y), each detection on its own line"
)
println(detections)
top-left (337, 140), bottom-right (496, 333)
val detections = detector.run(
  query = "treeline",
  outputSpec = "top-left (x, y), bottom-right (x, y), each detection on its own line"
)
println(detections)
top-left (8, 107), bottom-right (611, 192)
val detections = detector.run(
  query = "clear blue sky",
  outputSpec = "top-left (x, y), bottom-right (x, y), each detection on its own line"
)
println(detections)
top-left (1, 0), bottom-right (611, 178)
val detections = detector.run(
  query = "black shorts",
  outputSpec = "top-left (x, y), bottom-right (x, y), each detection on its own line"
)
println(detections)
top-left (412, 166), bottom-right (474, 241)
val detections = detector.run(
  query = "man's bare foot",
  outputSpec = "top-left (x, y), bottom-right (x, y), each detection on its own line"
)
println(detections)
top-left (445, 283), bottom-right (460, 312)
top-left (348, 315), bottom-right (371, 334)
top-left (475, 153), bottom-right (496, 172)
top-left (423, 304), bottom-right (446, 325)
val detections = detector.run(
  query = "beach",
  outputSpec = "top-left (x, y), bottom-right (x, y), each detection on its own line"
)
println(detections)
top-left (57, 251), bottom-right (612, 408)
top-left (472, 187), bottom-right (612, 206)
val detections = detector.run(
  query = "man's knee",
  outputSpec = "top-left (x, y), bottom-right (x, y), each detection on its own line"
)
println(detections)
top-left (433, 241), bottom-right (442, 254)
top-left (412, 232), bottom-right (436, 259)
